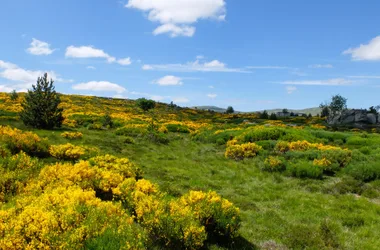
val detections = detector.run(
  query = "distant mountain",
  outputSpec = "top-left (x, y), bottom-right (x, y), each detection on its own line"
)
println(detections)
top-left (262, 108), bottom-right (321, 116)
top-left (192, 106), bottom-right (227, 113)
top-left (193, 106), bottom-right (322, 116)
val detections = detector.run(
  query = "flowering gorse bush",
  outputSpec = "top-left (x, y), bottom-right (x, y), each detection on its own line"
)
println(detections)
top-left (225, 142), bottom-right (262, 160)
top-left (49, 143), bottom-right (86, 160)
top-left (61, 131), bottom-right (83, 139)
top-left (0, 126), bottom-right (49, 157)
top-left (263, 156), bottom-right (286, 172)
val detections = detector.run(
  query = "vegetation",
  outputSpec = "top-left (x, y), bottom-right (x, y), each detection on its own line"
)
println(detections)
top-left (226, 106), bottom-right (235, 114)
top-left (20, 73), bottom-right (63, 129)
top-left (1, 90), bottom-right (380, 249)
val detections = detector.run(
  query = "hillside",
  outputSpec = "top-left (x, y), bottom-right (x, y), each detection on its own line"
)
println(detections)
top-left (1, 92), bottom-right (380, 249)
top-left (263, 107), bottom-right (322, 116)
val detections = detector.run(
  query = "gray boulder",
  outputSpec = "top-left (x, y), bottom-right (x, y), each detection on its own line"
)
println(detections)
top-left (367, 113), bottom-right (377, 124)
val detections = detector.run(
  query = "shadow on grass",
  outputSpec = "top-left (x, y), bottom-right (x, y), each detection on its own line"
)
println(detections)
top-left (205, 235), bottom-right (258, 250)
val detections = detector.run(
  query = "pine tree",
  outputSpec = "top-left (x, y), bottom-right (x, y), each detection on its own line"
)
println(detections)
top-left (20, 73), bottom-right (64, 129)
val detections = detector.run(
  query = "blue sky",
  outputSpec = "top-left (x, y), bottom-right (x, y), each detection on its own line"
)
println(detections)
top-left (1, 0), bottom-right (380, 111)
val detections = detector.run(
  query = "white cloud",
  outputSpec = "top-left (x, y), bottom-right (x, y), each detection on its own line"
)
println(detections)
top-left (27, 38), bottom-right (55, 55)
top-left (208, 85), bottom-right (214, 89)
top-left (0, 60), bottom-right (18, 69)
top-left (65, 45), bottom-right (116, 63)
top-left (72, 81), bottom-right (126, 93)
top-left (308, 64), bottom-right (333, 69)
top-left (142, 58), bottom-right (249, 73)
top-left (86, 66), bottom-right (96, 70)
top-left (278, 78), bottom-right (354, 86)
top-left (207, 94), bottom-right (217, 98)
top-left (343, 36), bottom-right (380, 61)
top-left (117, 57), bottom-right (132, 66)
top-left (173, 97), bottom-right (189, 103)
top-left (246, 66), bottom-right (289, 69)
top-left (348, 75), bottom-right (380, 79)
top-left (126, 0), bottom-right (226, 37)
top-left (153, 24), bottom-right (195, 37)
top-left (0, 85), bottom-right (13, 93)
top-left (153, 75), bottom-right (183, 86)
top-left (65, 45), bottom-right (131, 65)
top-left (286, 86), bottom-right (297, 94)
top-left (0, 60), bottom-right (66, 91)
top-left (142, 65), bottom-right (153, 70)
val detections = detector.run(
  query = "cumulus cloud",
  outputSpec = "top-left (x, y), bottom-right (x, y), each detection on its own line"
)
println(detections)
top-left (66, 46), bottom-right (131, 65)
top-left (142, 58), bottom-right (249, 73)
top-left (72, 81), bottom-right (126, 93)
top-left (246, 66), bottom-right (289, 69)
top-left (117, 57), bottom-right (132, 65)
top-left (278, 78), bottom-right (354, 86)
top-left (308, 64), bottom-right (333, 69)
top-left (86, 66), bottom-right (96, 70)
top-left (153, 75), bottom-right (183, 86)
top-left (27, 38), bottom-right (55, 55)
top-left (0, 59), bottom-right (66, 91)
top-left (153, 24), bottom-right (195, 37)
top-left (343, 36), bottom-right (380, 61)
top-left (125, 0), bottom-right (226, 37)
top-left (172, 97), bottom-right (189, 103)
top-left (207, 94), bottom-right (217, 98)
top-left (286, 86), bottom-right (297, 94)
top-left (348, 75), bottom-right (380, 79)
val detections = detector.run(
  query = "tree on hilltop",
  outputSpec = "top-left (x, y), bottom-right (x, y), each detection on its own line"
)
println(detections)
top-left (226, 106), bottom-right (235, 114)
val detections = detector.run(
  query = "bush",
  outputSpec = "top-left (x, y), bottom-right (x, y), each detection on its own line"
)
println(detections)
top-left (115, 124), bottom-right (148, 137)
top-left (287, 161), bottom-right (323, 179)
top-left (102, 114), bottom-right (113, 128)
top-left (146, 132), bottom-right (169, 144)
top-left (239, 126), bottom-right (286, 142)
top-left (61, 131), bottom-right (83, 140)
top-left (225, 142), bottom-right (262, 160)
top-left (49, 143), bottom-right (86, 160)
top-left (346, 162), bottom-right (380, 182)
top-left (166, 123), bottom-right (190, 133)
top-left (124, 136), bottom-right (135, 144)
top-left (0, 126), bottom-right (49, 157)
top-left (263, 156), bottom-right (286, 172)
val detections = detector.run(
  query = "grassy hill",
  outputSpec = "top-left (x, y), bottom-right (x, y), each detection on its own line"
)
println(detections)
top-left (1, 92), bottom-right (380, 249)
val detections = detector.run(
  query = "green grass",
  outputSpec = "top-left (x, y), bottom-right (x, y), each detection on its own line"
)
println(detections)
top-left (4, 121), bottom-right (379, 249)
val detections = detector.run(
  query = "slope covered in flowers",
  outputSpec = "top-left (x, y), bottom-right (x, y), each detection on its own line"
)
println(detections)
top-left (1, 92), bottom-right (380, 249)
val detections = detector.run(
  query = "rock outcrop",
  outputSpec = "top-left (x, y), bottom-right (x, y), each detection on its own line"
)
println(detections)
top-left (327, 109), bottom-right (378, 127)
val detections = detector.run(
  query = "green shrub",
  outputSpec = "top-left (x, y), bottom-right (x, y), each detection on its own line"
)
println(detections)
top-left (263, 156), bottom-right (286, 172)
top-left (287, 160), bottom-right (323, 179)
top-left (116, 126), bottom-right (147, 137)
top-left (124, 136), bottom-right (135, 144)
top-left (147, 132), bottom-right (169, 144)
top-left (166, 124), bottom-right (190, 133)
top-left (239, 127), bottom-right (286, 142)
top-left (346, 162), bottom-right (380, 182)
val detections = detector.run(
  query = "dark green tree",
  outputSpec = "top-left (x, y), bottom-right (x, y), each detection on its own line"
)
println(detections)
top-left (282, 108), bottom-right (289, 114)
top-left (226, 106), bottom-right (235, 114)
top-left (10, 90), bottom-right (18, 101)
top-left (320, 103), bottom-right (330, 118)
top-left (102, 113), bottom-right (113, 128)
top-left (136, 98), bottom-right (156, 112)
top-left (269, 113), bottom-right (278, 120)
top-left (368, 106), bottom-right (378, 115)
top-left (329, 94), bottom-right (347, 116)
top-left (136, 98), bottom-right (156, 131)
top-left (260, 110), bottom-right (269, 119)
top-left (20, 73), bottom-right (63, 129)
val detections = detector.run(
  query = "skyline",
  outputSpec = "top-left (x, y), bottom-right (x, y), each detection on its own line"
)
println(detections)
top-left (1, 0), bottom-right (380, 111)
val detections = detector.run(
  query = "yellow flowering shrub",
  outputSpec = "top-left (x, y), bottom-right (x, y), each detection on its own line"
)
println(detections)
top-left (313, 158), bottom-right (332, 168)
top-left (226, 139), bottom-right (238, 147)
top-left (179, 191), bottom-right (241, 239)
top-left (0, 126), bottom-right (49, 157)
top-left (275, 140), bottom-right (342, 153)
top-left (49, 143), bottom-right (86, 160)
top-left (0, 186), bottom-right (147, 249)
top-left (225, 142), bottom-right (262, 160)
top-left (62, 118), bottom-right (77, 128)
top-left (263, 156), bottom-right (286, 172)
top-left (61, 131), bottom-right (83, 139)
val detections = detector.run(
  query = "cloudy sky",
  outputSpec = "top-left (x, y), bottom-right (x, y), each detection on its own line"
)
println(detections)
top-left (1, 0), bottom-right (380, 111)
